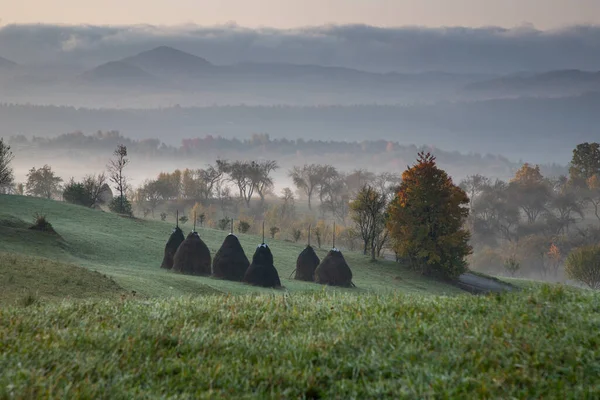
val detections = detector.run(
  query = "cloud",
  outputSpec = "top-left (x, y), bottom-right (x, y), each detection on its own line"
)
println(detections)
top-left (1, 23), bottom-right (599, 73)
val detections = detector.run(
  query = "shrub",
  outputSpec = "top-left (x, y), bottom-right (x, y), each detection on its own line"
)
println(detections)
top-left (238, 221), bottom-right (251, 234)
top-left (179, 216), bottom-right (189, 225)
top-left (218, 218), bottom-right (230, 231)
top-left (292, 229), bottom-right (302, 243)
top-left (63, 179), bottom-right (92, 207)
top-left (270, 226), bottom-right (280, 239)
top-left (160, 212), bottom-right (167, 222)
top-left (503, 256), bottom-right (521, 277)
top-left (565, 245), bottom-right (600, 290)
top-left (109, 197), bottom-right (133, 216)
top-left (30, 212), bottom-right (57, 234)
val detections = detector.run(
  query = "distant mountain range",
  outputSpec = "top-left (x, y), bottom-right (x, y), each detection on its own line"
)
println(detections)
top-left (1, 46), bottom-right (599, 107)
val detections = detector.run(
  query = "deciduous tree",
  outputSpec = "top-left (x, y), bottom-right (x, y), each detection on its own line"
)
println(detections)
top-left (569, 142), bottom-right (600, 184)
top-left (387, 152), bottom-right (472, 278)
top-left (26, 165), bottom-right (63, 199)
top-left (350, 185), bottom-right (387, 261)
top-left (107, 144), bottom-right (130, 214)
top-left (0, 138), bottom-right (14, 191)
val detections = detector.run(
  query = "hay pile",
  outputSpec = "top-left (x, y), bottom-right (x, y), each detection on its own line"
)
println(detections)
top-left (294, 245), bottom-right (320, 281)
top-left (243, 244), bottom-right (281, 288)
top-left (314, 248), bottom-right (354, 287)
top-left (212, 234), bottom-right (249, 281)
top-left (161, 227), bottom-right (185, 269)
top-left (172, 232), bottom-right (212, 276)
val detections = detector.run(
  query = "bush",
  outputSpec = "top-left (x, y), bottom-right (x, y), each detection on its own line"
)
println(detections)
top-left (238, 221), bottom-right (251, 234)
top-left (63, 179), bottom-right (93, 207)
top-left (109, 197), bottom-right (133, 217)
top-left (179, 216), bottom-right (189, 225)
top-left (270, 226), bottom-right (280, 239)
top-left (503, 256), bottom-right (521, 277)
top-left (160, 212), bottom-right (167, 222)
top-left (30, 212), bottom-right (57, 234)
top-left (292, 229), bottom-right (302, 243)
top-left (565, 245), bottom-right (600, 290)
top-left (218, 218), bottom-right (230, 231)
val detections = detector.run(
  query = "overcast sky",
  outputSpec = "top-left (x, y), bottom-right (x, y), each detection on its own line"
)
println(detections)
top-left (2, 0), bottom-right (600, 29)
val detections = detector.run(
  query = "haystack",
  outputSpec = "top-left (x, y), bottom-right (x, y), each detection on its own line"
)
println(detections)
top-left (161, 226), bottom-right (185, 269)
top-left (172, 232), bottom-right (212, 276)
top-left (243, 243), bottom-right (281, 288)
top-left (314, 248), bottom-right (353, 287)
top-left (295, 245), bottom-right (320, 281)
top-left (212, 233), bottom-right (249, 281)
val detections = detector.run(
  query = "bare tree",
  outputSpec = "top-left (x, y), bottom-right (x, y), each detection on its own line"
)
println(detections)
top-left (83, 173), bottom-right (108, 206)
top-left (139, 179), bottom-right (162, 217)
top-left (374, 172), bottom-right (402, 200)
top-left (280, 187), bottom-right (296, 220)
top-left (289, 164), bottom-right (325, 210)
top-left (253, 160), bottom-right (279, 205)
top-left (223, 160), bottom-right (255, 208)
top-left (0, 138), bottom-right (14, 191)
top-left (350, 185), bottom-right (388, 261)
top-left (108, 144), bottom-right (130, 214)
top-left (460, 174), bottom-right (490, 209)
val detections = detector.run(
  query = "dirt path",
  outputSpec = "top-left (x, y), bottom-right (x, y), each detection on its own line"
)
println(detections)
top-left (456, 272), bottom-right (515, 294)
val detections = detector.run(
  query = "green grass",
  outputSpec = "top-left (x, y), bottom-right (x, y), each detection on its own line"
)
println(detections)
top-left (0, 194), bottom-right (462, 298)
top-left (0, 252), bottom-right (125, 305)
top-left (0, 285), bottom-right (598, 398)
top-left (1, 195), bottom-right (599, 397)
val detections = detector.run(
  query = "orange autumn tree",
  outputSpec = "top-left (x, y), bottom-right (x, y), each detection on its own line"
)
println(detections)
top-left (387, 152), bottom-right (472, 279)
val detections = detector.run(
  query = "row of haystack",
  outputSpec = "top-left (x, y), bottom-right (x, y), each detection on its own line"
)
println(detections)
top-left (161, 219), bottom-right (353, 289)
top-left (294, 244), bottom-right (354, 288)
top-left (161, 219), bottom-right (281, 288)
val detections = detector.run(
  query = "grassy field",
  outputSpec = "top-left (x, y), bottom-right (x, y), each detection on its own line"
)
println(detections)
top-left (0, 252), bottom-right (125, 304)
top-left (1, 285), bottom-right (599, 398)
top-left (0, 194), bottom-right (463, 300)
top-left (2, 194), bottom-right (598, 398)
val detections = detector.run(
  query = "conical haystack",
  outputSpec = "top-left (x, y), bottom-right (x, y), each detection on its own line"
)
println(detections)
top-left (212, 233), bottom-right (250, 281)
top-left (172, 232), bottom-right (212, 276)
top-left (161, 226), bottom-right (185, 269)
top-left (295, 246), bottom-right (320, 281)
top-left (243, 244), bottom-right (281, 288)
top-left (314, 248), bottom-right (353, 287)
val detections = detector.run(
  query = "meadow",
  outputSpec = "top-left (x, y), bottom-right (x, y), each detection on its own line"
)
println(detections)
top-left (1, 194), bottom-right (599, 398)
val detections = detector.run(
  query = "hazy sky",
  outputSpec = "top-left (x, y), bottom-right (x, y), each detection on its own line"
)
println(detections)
top-left (2, 0), bottom-right (599, 29)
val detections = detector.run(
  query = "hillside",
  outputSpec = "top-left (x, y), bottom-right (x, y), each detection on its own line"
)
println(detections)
top-left (81, 61), bottom-right (158, 85)
top-left (0, 252), bottom-right (125, 304)
top-left (0, 194), bottom-right (463, 298)
top-left (2, 195), bottom-right (598, 398)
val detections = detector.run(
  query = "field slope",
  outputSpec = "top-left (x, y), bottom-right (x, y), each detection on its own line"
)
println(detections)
top-left (1, 286), bottom-right (599, 398)
top-left (0, 194), bottom-right (462, 299)
top-left (1, 195), bottom-right (599, 398)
